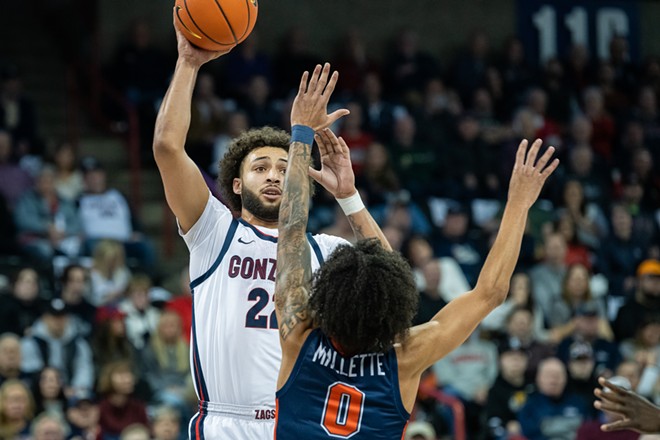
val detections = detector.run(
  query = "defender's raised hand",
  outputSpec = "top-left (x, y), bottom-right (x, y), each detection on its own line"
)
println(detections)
top-left (594, 377), bottom-right (660, 434)
top-left (290, 63), bottom-right (349, 131)
top-left (308, 128), bottom-right (356, 199)
top-left (508, 139), bottom-right (559, 209)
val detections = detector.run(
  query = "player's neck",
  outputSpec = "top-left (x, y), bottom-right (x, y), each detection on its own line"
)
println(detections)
top-left (241, 209), bottom-right (278, 229)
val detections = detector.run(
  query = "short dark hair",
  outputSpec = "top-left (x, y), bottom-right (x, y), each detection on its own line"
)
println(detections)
top-left (217, 127), bottom-right (291, 213)
top-left (60, 264), bottom-right (85, 285)
top-left (309, 239), bottom-right (418, 356)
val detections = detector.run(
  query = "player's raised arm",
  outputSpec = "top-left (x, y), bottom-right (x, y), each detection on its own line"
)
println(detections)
top-left (275, 64), bottom-right (348, 382)
top-left (400, 139), bottom-right (559, 375)
top-left (309, 129), bottom-right (392, 250)
top-left (152, 9), bottom-right (233, 233)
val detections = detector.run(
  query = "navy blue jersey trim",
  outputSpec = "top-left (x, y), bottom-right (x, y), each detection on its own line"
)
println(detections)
top-left (238, 218), bottom-right (278, 243)
top-left (389, 349), bottom-right (411, 419)
top-left (190, 295), bottom-right (210, 403)
top-left (307, 233), bottom-right (324, 265)
top-left (190, 218), bottom-right (239, 290)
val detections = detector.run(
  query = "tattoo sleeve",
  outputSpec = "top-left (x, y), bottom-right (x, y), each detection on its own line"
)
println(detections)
top-left (275, 141), bottom-right (313, 341)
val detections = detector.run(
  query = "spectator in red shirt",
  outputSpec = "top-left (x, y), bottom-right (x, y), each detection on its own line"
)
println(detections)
top-left (165, 268), bottom-right (192, 344)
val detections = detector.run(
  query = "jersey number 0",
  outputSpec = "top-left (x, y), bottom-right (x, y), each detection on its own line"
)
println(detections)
top-left (321, 382), bottom-right (365, 438)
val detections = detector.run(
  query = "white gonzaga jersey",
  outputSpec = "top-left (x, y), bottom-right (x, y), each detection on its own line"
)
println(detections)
top-left (180, 194), bottom-right (348, 421)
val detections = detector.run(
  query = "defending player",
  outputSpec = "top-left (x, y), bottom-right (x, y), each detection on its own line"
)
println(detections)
top-left (152, 12), bottom-right (389, 440)
top-left (274, 66), bottom-right (560, 438)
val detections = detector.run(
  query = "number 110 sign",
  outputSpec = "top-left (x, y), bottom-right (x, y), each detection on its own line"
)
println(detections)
top-left (517, 0), bottom-right (640, 64)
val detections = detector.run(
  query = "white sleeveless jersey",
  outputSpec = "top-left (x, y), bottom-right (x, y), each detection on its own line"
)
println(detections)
top-left (180, 193), bottom-right (349, 415)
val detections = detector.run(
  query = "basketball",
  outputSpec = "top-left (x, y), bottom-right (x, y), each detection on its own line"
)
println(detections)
top-left (174, 0), bottom-right (258, 51)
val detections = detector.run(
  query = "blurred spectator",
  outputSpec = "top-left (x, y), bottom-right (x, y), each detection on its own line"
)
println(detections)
top-left (564, 341), bottom-right (599, 416)
top-left (557, 301), bottom-right (621, 376)
top-left (31, 366), bottom-right (67, 419)
top-left (412, 259), bottom-right (448, 325)
top-left (433, 332), bottom-right (498, 439)
top-left (596, 61), bottom-right (631, 117)
top-left (373, 194), bottom-right (432, 237)
top-left (273, 27), bottom-right (321, 98)
top-left (79, 158), bottom-right (155, 270)
top-left (387, 114), bottom-right (437, 197)
top-left (119, 424), bottom-right (149, 440)
top-left (355, 142), bottom-right (400, 206)
top-left (384, 28), bottom-right (439, 101)
top-left (14, 165), bottom-right (81, 263)
top-left (481, 272), bottom-right (546, 338)
top-left (598, 204), bottom-right (647, 299)
top-left (0, 379), bottom-right (34, 440)
top-left (21, 298), bottom-right (94, 393)
top-left (319, 205), bottom-right (356, 244)
top-left (358, 72), bottom-right (403, 141)
top-left (31, 412), bottom-right (68, 440)
top-left (433, 202), bottom-right (485, 287)
top-left (0, 192), bottom-right (19, 256)
top-left (548, 264), bottom-right (612, 342)
top-left (576, 376), bottom-right (639, 440)
top-left (0, 67), bottom-right (37, 150)
top-left (239, 75), bottom-right (280, 128)
top-left (530, 232), bottom-right (568, 322)
top-left (0, 333), bottom-right (31, 386)
top-left (209, 110), bottom-right (250, 177)
top-left (452, 30), bottom-right (490, 104)
top-left (555, 213), bottom-right (592, 269)
top-left (338, 102), bottom-right (374, 176)
top-left (151, 406), bottom-right (180, 440)
top-left (485, 339), bottom-right (532, 440)
top-left (607, 36), bottom-right (638, 95)
top-left (187, 73), bottom-right (227, 171)
top-left (0, 267), bottom-right (47, 336)
top-left (88, 240), bottom-right (131, 307)
top-left (628, 148), bottom-right (660, 212)
top-left (59, 264), bottom-right (96, 338)
top-left (66, 390), bottom-right (101, 440)
top-left (563, 144), bottom-right (610, 206)
top-left (97, 360), bottom-right (148, 440)
top-left (92, 306), bottom-right (136, 372)
top-left (404, 420), bottom-right (437, 440)
top-left (565, 44), bottom-right (593, 96)
top-left (583, 87), bottom-right (616, 163)
top-left (614, 259), bottom-right (660, 342)
top-left (496, 307), bottom-right (555, 382)
top-left (52, 141), bottom-right (84, 202)
top-left (119, 274), bottom-right (160, 350)
top-left (221, 32), bottom-right (272, 99)
top-left (498, 36), bottom-right (533, 116)
top-left (541, 57), bottom-right (574, 126)
top-left (445, 112), bottom-right (501, 200)
top-left (558, 179), bottom-right (608, 251)
top-left (0, 129), bottom-right (32, 209)
top-left (332, 30), bottom-right (379, 97)
top-left (164, 268), bottom-right (192, 344)
top-left (620, 316), bottom-right (660, 397)
top-left (517, 358), bottom-right (588, 440)
top-left (618, 173), bottom-right (658, 246)
top-left (139, 311), bottom-right (195, 419)
top-left (523, 87), bottom-right (562, 149)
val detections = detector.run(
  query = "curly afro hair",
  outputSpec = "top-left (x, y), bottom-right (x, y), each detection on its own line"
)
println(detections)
top-left (309, 239), bottom-right (418, 356)
top-left (217, 127), bottom-right (291, 213)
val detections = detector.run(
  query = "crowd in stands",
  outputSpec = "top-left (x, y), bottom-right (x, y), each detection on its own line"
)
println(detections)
top-left (0, 19), bottom-right (659, 440)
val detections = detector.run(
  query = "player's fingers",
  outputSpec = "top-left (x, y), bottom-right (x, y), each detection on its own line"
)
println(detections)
top-left (298, 71), bottom-right (309, 95)
top-left (534, 146), bottom-right (555, 171)
top-left (337, 136), bottom-right (350, 156)
top-left (601, 419), bottom-right (634, 432)
top-left (327, 109), bottom-right (350, 126)
top-left (308, 166), bottom-right (323, 182)
top-left (595, 399), bottom-right (627, 414)
top-left (314, 133), bottom-right (327, 153)
top-left (322, 129), bottom-right (341, 155)
top-left (308, 64), bottom-right (322, 94)
top-left (540, 158), bottom-right (559, 180)
top-left (599, 378), bottom-right (629, 397)
top-left (315, 63), bottom-right (331, 95)
top-left (525, 139), bottom-right (543, 167)
top-left (514, 139), bottom-right (527, 168)
top-left (322, 71), bottom-right (339, 98)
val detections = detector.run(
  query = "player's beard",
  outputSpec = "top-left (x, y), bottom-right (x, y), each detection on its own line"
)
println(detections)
top-left (241, 187), bottom-right (280, 223)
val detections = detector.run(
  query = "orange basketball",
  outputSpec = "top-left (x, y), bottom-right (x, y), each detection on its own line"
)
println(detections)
top-left (174, 0), bottom-right (258, 51)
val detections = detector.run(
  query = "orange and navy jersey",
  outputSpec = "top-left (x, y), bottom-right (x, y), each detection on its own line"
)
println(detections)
top-left (275, 329), bottom-right (409, 439)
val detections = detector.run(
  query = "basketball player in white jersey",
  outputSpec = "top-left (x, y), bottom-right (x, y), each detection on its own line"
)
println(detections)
top-left (152, 11), bottom-right (391, 439)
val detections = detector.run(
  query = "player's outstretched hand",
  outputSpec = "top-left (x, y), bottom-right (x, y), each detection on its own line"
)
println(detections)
top-left (290, 63), bottom-right (349, 132)
top-left (507, 139), bottom-right (559, 209)
top-left (173, 7), bottom-right (233, 67)
top-left (594, 377), bottom-right (660, 434)
top-left (308, 128), bottom-right (356, 199)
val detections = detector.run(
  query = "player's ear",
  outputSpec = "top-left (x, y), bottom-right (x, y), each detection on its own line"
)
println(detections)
top-left (233, 178), bottom-right (242, 195)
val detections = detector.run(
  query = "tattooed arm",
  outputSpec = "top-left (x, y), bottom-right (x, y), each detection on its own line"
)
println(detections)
top-left (275, 63), bottom-right (348, 388)
top-left (309, 128), bottom-right (391, 250)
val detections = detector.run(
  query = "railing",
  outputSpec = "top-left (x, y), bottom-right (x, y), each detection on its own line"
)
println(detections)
top-left (417, 384), bottom-right (467, 440)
